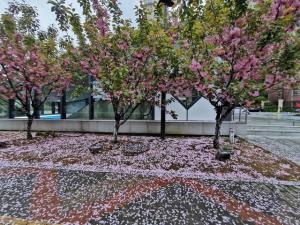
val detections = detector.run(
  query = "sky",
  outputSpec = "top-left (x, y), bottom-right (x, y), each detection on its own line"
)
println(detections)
top-left (0, 0), bottom-right (140, 31)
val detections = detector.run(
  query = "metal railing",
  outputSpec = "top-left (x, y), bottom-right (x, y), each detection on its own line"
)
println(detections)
top-left (232, 108), bottom-right (248, 123)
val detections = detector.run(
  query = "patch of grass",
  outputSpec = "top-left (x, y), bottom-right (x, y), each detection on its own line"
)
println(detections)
top-left (54, 157), bottom-right (81, 165)
top-left (167, 163), bottom-right (184, 171)
top-left (36, 131), bottom-right (57, 138)
top-left (237, 141), bottom-right (300, 181)
top-left (222, 145), bottom-right (233, 152)
top-left (250, 160), bottom-right (299, 181)
top-left (17, 153), bottom-right (44, 163)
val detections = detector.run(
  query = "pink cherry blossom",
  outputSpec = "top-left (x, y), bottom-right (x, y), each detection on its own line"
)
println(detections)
top-left (189, 59), bottom-right (202, 73)
top-left (0, 32), bottom-right (71, 139)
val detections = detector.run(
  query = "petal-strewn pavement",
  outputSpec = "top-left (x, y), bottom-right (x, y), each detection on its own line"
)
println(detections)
top-left (0, 166), bottom-right (299, 225)
top-left (246, 135), bottom-right (300, 165)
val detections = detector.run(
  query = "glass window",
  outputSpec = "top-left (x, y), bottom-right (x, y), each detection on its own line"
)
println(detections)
top-left (94, 100), bottom-right (153, 120)
top-left (293, 90), bottom-right (300, 96)
top-left (0, 99), bottom-right (7, 118)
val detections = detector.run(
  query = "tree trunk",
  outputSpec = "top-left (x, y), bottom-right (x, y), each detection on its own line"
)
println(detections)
top-left (113, 120), bottom-right (120, 144)
top-left (60, 90), bottom-right (67, 119)
top-left (213, 107), bottom-right (222, 149)
top-left (160, 92), bottom-right (166, 140)
top-left (213, 107), bottom-right (234, 149)
top-left (27, 116), bottom-right (34, 140)
top-left (213, 119), bottom-right (223, 149)
top-left (33, 107), bottom-right (40, 119)
top-left (33, 91), bottom-right (40, 119)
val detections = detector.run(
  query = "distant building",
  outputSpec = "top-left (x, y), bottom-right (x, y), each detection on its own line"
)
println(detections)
top-left (143, 0), bottom-right (156, 9)
top-left (142, 0), bottom-right (156, 19)
top-left (268, 88), bottom-right (300, 108)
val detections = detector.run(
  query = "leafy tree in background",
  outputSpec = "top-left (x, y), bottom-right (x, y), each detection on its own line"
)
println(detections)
top-left (49, 0), bottom-right (186, 143)
top-left (48, 0), bottom-right (300, 150)
top-left (0, 2), bottom-right (71, 139)
top-left (79, 22), bottom-right (160, 143)
top-left (186, 0), bottom-right (300, 149)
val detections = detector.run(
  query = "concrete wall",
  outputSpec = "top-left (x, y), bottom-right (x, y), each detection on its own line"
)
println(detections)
top-left (0, 119), bottom-right (247, 136)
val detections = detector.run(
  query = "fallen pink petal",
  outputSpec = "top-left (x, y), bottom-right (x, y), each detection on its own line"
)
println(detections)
top-left (0, 0), bottom-right (299, 224)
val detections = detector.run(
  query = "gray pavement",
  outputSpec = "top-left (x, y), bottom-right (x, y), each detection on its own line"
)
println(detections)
top-left (248, 112), bottom-right (300, 123)
top-left (246, 135), bottom-right (300, 165)
top-left (0, 166), bottom-right (299, 225)
top-left (245, 112), bottom-right (300, 165)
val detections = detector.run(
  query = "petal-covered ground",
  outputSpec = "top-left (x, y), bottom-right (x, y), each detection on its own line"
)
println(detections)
top-left (0, 132), bottom-right (299, 182)
top-left (0, 166), bottom-right (299, 225)
top-left (0, 132), bottom-right (299, 224)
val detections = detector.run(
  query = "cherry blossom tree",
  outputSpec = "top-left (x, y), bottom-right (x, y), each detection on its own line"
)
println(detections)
top-left (50, 0), bottom-right (169, 143)
top-left (0, 3), bottom-right (71, 139)
top-left (187, 0), bottom-right (300, 149)
top-left (81, 28), bottom-right (161, 143)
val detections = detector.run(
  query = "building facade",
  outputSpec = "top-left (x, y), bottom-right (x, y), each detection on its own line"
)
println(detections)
top-left (268, 88), bottom-right (300, 108)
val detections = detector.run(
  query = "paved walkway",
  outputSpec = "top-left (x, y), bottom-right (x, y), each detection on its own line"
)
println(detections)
top-left (248, 112), bottom-right (300, 124)
top-left (245, 112), bottom-right (300, 165)
top-left (246, 135), bottom-right (300, 165)
top-left (0, 166), bottom-right (299, 225)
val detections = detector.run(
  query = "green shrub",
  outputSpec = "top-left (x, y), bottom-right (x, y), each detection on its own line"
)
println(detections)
top-left (263, 102), bottom-right (295, 112)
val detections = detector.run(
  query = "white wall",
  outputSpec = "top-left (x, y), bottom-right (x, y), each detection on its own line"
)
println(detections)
top-left (155, 94), bottom-right (216, 121)
top-left (0, 119), bottom-right (247, 136)
top-left (189, 98), bottom-right (216, 121)
top-left (155, 94), bottom-right (187, 120)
